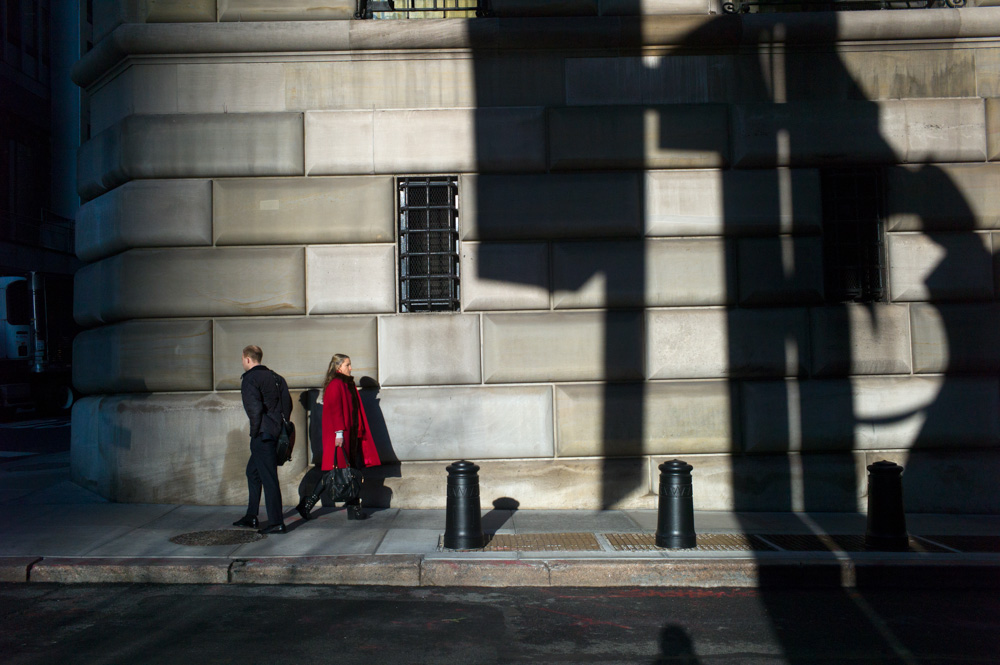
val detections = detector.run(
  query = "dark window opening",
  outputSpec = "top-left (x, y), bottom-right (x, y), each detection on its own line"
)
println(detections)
top-left (39, 5), bottom-right (48, 64)
top-left (5, 279), bottom-right (31, 326)
top-left (24, 0), bottom-right (36, 57)
top-left (5, 0), bottom-right (21, 47)
top-left (821, 168), bottom-right (887, 304)
top-left (398, 176), bottom-right (460, 312)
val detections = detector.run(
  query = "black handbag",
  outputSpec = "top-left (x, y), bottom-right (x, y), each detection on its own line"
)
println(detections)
top-left (271, 371), bottom-right (296, 466)
top-left (328, 446), bottom-right (360, 502)
top-left (275, 420), bottom-right (296, 466)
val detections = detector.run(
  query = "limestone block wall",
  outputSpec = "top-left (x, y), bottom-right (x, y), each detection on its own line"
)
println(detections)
top-left (71, 7), bottom-right (1000, 512)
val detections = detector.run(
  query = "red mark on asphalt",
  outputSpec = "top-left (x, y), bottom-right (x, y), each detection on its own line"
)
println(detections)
top-left (535, 607), bottom-right (632, 630)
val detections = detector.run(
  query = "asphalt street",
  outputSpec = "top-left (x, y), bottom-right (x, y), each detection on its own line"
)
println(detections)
top-left (1, 584), bottom-right (998, 664)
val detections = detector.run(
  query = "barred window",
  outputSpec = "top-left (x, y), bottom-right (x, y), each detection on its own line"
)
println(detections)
top-left (398, 176), bottom-right (460, 312)
top-left (821, 168), bottom-right (887, 304)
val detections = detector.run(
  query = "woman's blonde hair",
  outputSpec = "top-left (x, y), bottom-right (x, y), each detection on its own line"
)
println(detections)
top-left (325, 353), bottom-right (351, 386)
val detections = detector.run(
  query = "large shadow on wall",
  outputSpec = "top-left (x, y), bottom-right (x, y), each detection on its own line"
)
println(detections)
top-left (470, 3), bottom-right (992, 661)
top-left (469, 7), bottom-right (650, 509)
top-left (470, 7), bottom-right (994, 507)
top-left (689, 13), bottom-right (993, 517)
top-left (467, 7), bottom-right (874, 510)
top-left (664, 8), bottom-right (990, 664)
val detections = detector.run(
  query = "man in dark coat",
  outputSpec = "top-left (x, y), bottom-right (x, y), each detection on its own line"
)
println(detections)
top-left (234, 344), bottom-right (292, 534)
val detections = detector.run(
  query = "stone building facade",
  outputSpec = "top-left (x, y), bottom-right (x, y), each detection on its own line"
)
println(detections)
top-left (72, 0), bottom-right (1000, 512)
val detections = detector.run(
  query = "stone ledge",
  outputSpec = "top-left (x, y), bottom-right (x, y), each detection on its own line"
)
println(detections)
top-left (28, 557), bottom-right (231, 584)
top-left (73, 9), bottom-right (1000, 88)
top-left (0, 557), bottom-right (41, 583)
top-left (229, 555), bottom-right (422, 586)
top-left (77, 114), bottom-right (305, 202)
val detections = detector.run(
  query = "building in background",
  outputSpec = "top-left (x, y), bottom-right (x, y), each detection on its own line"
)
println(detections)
top-left (71, 0), bottom-right (1000, 513)
top-left (1, 0), bottom-right (85, 416)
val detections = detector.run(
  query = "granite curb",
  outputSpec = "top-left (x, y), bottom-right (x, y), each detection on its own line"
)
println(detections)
top-left (3, 554), bottom-right (998, 588)
top-left (230, 555), bottom-right (422, 586)
top-left (27, 557), bottom-right (232, 584)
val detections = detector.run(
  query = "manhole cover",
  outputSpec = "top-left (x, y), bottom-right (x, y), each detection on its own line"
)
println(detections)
top-left (438, 532), bottom-right (601, 552)
top-left (170, 529), bottom-right (266, 546)
top-left (605, 533), bottom-right (775, 552)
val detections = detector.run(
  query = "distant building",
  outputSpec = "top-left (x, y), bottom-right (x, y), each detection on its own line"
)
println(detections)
top-left (1, 0), bottom-right (83, 274)
top-left (71, 0), bottom-right (1000, 513)
top-left (1, 0), bottom-right (85, 411)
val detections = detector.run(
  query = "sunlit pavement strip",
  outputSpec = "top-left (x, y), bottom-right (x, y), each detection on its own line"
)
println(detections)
top-left (2, 504), bottom-right (999, 587)
top-left (3, 433), bottom-right (997, 587)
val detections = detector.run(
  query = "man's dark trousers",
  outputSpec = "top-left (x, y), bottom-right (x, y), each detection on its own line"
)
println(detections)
top-left (246, 434), bottom-right (283, 527)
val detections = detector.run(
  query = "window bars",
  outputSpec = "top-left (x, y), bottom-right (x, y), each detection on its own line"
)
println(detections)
top-left (398, 176), bottom-right (461, 312)
top-left (356, 0), bottom-right (489, 19)
top-left (723, 0), bottom-right (963, 12)
top-left (821, 168), bottom-right (887, 304)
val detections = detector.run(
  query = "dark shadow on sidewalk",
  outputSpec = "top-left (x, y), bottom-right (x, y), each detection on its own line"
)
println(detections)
top-left (482, 497), bottom-right (519, 534)
top-left (652, 624), bottom-right (703, 665)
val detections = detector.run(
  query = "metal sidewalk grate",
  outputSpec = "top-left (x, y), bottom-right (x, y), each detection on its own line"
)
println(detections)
top-left (606, 533), bottom-right (774, 552)
top-left (438, 533), bottom-right (602, 552)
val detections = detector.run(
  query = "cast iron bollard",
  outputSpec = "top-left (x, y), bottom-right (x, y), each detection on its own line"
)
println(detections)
top-left (444, 460), bottom-right (485, 550)
top-left (655, 459), bottom-right (697, 549)
top-left (865, 460), bottom-right (909, 552)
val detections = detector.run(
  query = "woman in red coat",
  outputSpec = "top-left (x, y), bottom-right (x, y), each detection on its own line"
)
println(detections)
top-left (296, 353), bottom-right (381, 521)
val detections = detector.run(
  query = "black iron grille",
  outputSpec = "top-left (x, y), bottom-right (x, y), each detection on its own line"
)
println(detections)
top-left (821, 168), bottom-right (887, 304)
top-left (399, 176), bottom-right (460, 312)
top-left (358, 0), bottom-right (487, 19)
top-left (724, 0), bottom-right (963, 12)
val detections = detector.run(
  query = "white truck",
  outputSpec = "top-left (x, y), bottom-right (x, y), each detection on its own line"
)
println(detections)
top-left (0, 273), bottom-right (75, 419)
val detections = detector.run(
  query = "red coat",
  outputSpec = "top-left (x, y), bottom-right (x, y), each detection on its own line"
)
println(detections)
top-left (321, 377), bottom-right (381, 470)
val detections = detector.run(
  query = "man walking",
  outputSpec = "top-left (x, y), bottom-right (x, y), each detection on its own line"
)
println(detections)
top-left (233, 344), bottom-right (292, 534)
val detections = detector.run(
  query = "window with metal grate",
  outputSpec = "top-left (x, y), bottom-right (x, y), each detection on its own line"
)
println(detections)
top-left (821, 168), bottom-right (887, 304)
top-left (398, 176), bottom-right (460, 312)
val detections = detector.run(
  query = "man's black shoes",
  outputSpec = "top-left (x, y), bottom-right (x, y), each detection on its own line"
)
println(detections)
top-left (258, 523), bottom-right (287, 535)
top-left (235, 516), bottom-right (286, 533)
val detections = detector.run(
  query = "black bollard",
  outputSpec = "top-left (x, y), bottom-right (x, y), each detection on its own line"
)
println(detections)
top-left (865, 460), bottom-right (909, 552)
top-left (443, 460), bottom-right (485, 550)
top-left (655, 459), bottom-right (697, 549)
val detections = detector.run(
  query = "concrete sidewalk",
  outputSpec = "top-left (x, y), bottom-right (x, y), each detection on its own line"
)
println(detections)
top-left (1, 451), bottom-right (999, 587)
